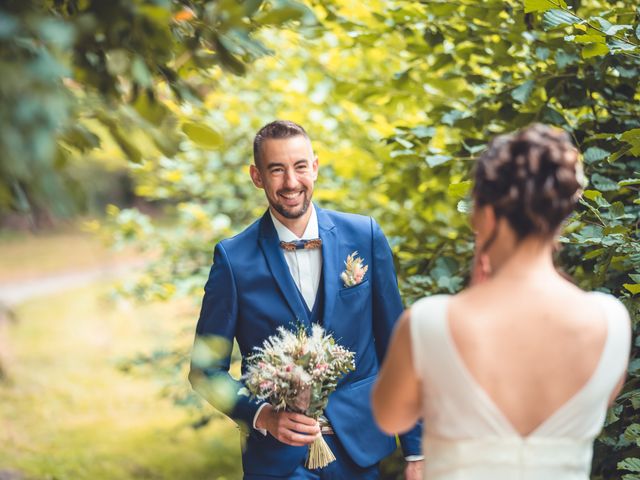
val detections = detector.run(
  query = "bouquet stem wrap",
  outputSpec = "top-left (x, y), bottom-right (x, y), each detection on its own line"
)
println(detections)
top-left (307, 429), bottom-right (335, 469)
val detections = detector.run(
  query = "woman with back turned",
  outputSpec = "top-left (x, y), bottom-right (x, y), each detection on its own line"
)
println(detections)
top-left (372, 124), bottom-right (631, 480)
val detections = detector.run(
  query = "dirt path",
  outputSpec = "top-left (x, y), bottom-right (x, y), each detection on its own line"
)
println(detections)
top-left (0, 260), bottom-right (146, 307)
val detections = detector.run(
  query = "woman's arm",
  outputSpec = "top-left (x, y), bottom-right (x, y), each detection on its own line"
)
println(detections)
top-left (372, 309), bottom-right (422, 435)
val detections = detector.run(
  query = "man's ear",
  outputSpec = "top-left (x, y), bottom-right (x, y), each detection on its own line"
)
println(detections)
top-left (312, 155), bottom-right (319, 181)
top-left (250, 164), bottom-right (263, 189)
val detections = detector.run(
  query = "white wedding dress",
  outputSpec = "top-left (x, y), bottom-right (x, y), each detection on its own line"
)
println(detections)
top-left (409, 293), bottom-right (630, 480)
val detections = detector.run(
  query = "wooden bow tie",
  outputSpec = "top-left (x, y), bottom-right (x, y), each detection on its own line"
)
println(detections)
top-left (279, 239), bottom-right (323, 251)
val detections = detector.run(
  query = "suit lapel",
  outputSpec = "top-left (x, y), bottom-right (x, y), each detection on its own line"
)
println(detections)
top-left (258, 211), bottom-right (309, 324)
top-left (317, 206), bottom-right (339, 330)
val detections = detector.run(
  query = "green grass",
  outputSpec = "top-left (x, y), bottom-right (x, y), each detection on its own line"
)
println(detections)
top-left (0, 281), bottom-right (243, 480)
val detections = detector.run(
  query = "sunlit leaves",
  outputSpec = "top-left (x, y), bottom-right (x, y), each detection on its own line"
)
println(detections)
top-left (254, 0), bottom-right (316, 26)
top-left (581, 41), bottom-right (609, 58)
top-left (620, 128), bottom-right (640, 156)
top-left (583, 147), bottom-right (610, 164)
top-left (511, 80), bottom-right (535, 103)
top-left (542, 9), bottom-right (579, 30)
top-left (182, 123), bottom-right (224, 149)
top-left (0, 0), bottom-right (317, 219)
top-left (524, 0), bottom-right (567, 14)
top-left (618, 457), bottom-right (640, 473)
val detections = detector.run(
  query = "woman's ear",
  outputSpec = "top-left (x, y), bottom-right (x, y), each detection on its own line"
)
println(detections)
top-left (483, 205), bottom-right (497, 233)
top-left (472, 204), bottom-right (496, 235)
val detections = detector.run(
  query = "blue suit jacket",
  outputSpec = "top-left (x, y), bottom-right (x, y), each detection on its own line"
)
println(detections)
top-left (190, 205), bottom-right (422, 476)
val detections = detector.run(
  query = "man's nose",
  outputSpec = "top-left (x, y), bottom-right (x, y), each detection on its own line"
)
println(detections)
top-left (283, 169), bottom-right (299, 189)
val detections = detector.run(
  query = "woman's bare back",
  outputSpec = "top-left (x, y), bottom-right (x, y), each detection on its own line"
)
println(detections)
top-left (448, 274), bottom-right (609, 437)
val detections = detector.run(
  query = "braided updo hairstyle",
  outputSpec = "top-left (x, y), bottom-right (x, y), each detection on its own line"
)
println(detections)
top-left (472, 124), bottom-right (584, 239)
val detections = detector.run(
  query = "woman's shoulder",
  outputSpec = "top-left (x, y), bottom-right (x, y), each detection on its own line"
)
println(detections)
top-left (587, 290), bottom-right (628, 306)
top-left (410, 294), bottom-right (451, 317)
top-left (587, 291), bottom-right (631, 327)
top-left (408, 294), bottom-right (452, 334)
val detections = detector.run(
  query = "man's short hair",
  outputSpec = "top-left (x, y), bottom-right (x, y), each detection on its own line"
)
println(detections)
top-left (253, 120), bottom-right (310, 167)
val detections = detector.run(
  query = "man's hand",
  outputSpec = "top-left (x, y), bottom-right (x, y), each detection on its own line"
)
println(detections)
top-left (255, 404), bottom-right (320, 446)
top-left (405, 459), bottom-right (424, 480)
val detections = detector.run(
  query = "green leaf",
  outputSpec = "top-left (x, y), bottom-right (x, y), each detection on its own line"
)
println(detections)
top-left (590, 173), bottom-right (619, 192)
top-left (582, 190), bottom-right (602, 201)
top-left (535, 46), bottom-right (550, 60)
top-left (619, 178), bottom-right (640, 187)
top-left (394, 136), bottom-right (414, 149)
top-left (441, 110), bottom-right (468, 126)
top-left (390, 149), bottom-right (417, 158)
top-left (582, 42), bottom-right (609, 58)
top-left (621, 129), bottom-right (640, 156)
top-left (462, 142), bottom-right (486, 154)
top-left (542, 9), bottom-right (578, 30)
top-left (425, 154), bottom-right (452, 167)
top-left (0, 12), bottom-right (18, 39)
top-left (610, 201), bottom-right (625, 219)
top-left (624, 424), bottom-right (640, 444)
top-left (619, 457), bottom-right (640, 472)
top-left (583, 147), bottom-right (610, 164)
top-left (582, 190), bottom-right (610, 207)
top-left (524, 0), bottom-right (566, 14)
top-left (182, 123), bottom-right (223, 149)
top-left (593, 17), bottom-right (632, 36)
top-left (254, 0), bottom-right (312, 26)
top-left (448, 180), bottom-right (472, 198)
top-left (605, 404), bottom-right (623, 426)
top-left (623, 284), bottom-right (640, 295)
top-left (411, 126), bottom-right (436, 138)
top-left (555, 49), bottom-right (579, 68)
top-left (573, 34), bottom-right (606, 44)
top-left (105, 49), bottom-right (130, 76)
top-left (608, 39), bottom-right (639, 53)
top-left (60, 124), bottom-right (100, 152)
top-left (457, 200), bottom-right (471, 214)
top-left (511, 80), bottom-right (535, 104)
top-left (131, 56), bottom-right (152, 88)
top-left (37, 18), bottom-right (76, 48)
top-left (584, 248), bottom-right (606, 260)
top-left (608, 146), bottom-right (631, 163)
top-left (628, 359), bottom-right (640, 376)
top-left (540, 105), bottom-right (568, 126)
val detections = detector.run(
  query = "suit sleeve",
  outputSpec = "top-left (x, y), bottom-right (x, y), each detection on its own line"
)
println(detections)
top-left (188, 242), bottom-right (262, 429)
top-left (370, 218), bottom-right (423, 457)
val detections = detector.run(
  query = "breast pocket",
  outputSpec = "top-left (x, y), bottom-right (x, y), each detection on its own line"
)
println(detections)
top-left (338, 279), bottom-right (370, 297)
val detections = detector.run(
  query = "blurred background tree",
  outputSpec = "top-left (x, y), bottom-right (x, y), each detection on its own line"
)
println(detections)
top-left (0, 0), bottom-right (314, 227)
top-left (1, 0), bottom-right (639, 478)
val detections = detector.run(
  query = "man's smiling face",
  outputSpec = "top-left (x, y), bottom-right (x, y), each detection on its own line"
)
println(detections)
top-left (250, 135), bottom-right (318, 222)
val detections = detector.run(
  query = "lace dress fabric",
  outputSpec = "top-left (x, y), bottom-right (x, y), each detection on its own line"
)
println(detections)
top-left (409, 293), bottom-right (630, 480)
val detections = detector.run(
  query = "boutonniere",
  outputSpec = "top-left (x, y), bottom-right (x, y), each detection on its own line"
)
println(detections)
top-left (340, 251), bottom-right (368, 287)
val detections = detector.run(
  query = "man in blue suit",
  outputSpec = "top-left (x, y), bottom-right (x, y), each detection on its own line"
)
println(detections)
top-left (189, 120), bottom-right (422, 479)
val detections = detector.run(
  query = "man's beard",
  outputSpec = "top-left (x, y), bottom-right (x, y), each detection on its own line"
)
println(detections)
top-left (270, 190), bottom-right (311, 219)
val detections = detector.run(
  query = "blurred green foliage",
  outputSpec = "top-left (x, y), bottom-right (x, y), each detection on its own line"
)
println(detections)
top-left (0, 0), bottom-right (315, 222)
